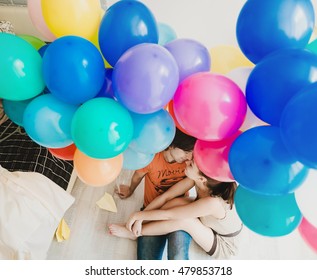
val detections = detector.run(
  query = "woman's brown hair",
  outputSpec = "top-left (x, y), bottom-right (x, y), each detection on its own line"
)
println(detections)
top-left (201, 171), bottom-right (237, 209)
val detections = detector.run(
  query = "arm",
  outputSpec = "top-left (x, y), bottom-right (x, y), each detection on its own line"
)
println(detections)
top-left (116, 170), bottom-right (146, 199)
top-left (130, 177), bottom-right (195, 235)
top-left (144, 177), bottom-right (195, 211)
top-left (127, 197), bottom-right (225, 232)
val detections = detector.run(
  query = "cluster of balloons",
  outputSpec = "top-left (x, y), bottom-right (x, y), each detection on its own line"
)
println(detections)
top-left (229, 0), bottom-right (317, 251)
top-left (0, 0), bottom-right (316, 251)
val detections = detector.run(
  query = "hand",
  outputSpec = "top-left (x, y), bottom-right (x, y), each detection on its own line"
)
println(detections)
top-left (126, 212), bottom-right (140, 232)
top-left (115, 184), bottom-right (133, 199)
top-left (131, 220), bottom-right (143, 237)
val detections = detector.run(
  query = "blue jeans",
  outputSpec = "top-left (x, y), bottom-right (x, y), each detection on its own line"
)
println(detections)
top-left (137, 231), bottom-right (192, 260)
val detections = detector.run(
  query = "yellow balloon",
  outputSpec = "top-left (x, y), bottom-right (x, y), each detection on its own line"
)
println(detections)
top-left (209, 45), bottom-right (254, 74)
top-left (41, 0), bottom-right (101, 40)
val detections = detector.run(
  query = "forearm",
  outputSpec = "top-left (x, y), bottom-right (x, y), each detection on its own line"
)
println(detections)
top-left (129, 171), bottom-right (145, 194)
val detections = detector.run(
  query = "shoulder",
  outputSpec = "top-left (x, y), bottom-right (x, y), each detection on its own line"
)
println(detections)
top-left (199, 196), bottom-right (226, 218)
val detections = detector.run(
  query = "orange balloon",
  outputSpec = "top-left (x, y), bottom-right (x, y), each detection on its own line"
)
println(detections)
top-left (49, 143), bottom-right (77, 161)
top-left (74, 149), bottom-right (123, 187)
top-left (167, 100), bottom-right (190, 135)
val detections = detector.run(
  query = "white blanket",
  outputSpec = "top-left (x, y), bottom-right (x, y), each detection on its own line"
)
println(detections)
top-left (0, 165), bottom-right (75, 259)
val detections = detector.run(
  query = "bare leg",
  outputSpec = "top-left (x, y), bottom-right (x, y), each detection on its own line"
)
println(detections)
top-left (160, 197), bottom-right (194, 210)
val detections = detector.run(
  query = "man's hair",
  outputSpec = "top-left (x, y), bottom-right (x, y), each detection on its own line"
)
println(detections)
top-left (169, 128), bottom-right (196, 151)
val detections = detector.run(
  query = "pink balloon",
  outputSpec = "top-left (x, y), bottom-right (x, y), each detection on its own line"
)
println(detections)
top-left (27, 0), bottom-right (56, 41)
top-left (173, 72), bottom-right (247, 141)
top-left (298, 217), bottom-right (317, 253)
top-left (194, 130), bottom-right (241, 182)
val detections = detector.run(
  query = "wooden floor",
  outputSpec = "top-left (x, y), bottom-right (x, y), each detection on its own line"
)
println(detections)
top-left (47, 170), bottom-right (317, 260)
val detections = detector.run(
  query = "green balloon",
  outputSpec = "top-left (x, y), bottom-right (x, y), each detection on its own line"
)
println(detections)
top-left (0, 33), bottom-right (45, 101)
top-left (18, 34), bottom-right (46, 50)
top-left (71, 98), bottom-right (134, 159)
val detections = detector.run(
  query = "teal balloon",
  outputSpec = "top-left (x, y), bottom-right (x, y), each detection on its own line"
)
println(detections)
top-left (3, 98), bottom-right (33, 127)
top-left (158, 22), bottom-right (177, 45)
top-left (235, 185), bottom-right (302, 237)
top-left (129, 109), bottom-right (176, 154)
top-left (23, 94), bottom-right (78, 148)
top-left (0, 33), bottom-right (45, 101)
top-left (123, 147), bottom-right (154, 170)
top-left (71, 98), bottom-right (134, 159)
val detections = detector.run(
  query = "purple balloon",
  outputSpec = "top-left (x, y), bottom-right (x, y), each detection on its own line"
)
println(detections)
top-left (165, 38), bottom-right (211, 82)
top-left (113, 43), bottom-right (179, 114)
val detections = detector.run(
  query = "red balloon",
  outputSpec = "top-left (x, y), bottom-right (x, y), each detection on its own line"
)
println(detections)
top-left (49, 143), bottom-right (76, 160)
top-left (194, 130), bottom-right (241, 182)
top-left (298, 217), bottom-right (317, 253)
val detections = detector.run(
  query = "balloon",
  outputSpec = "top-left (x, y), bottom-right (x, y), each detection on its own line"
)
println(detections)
top-left (194, 130), bottom-right (241, 182)
top-left (307, 38), bottom-right (317, 54)
top-left (236, 0), bottom-right (314, 63)
top-left (295, 169), bottom-right (317, 228)
top-left (95, 68), bottom-right (115, 99)
top-left (38, 44), bottom-right (49, 57)
top-left (2, 98), bottom-right (33, 127)
top-left (23, 94), bottom-right (78, 148)
top-left (0, 33), bottom-right (45, 101)
top-left (99, 0), bottom-right (158, 66)
top-left (209, 45), bottom-right (253, 74)
top-left (166, 100), bottom-right (189, 135)
top-left (113, 43), bottom-right (179, 114)
top-left (235, 185), bottom-right (302, 237)
top-left (41, 0), bottom-right (101, 40)
top-left (49, 143), bottom-right (77, 161)
top-left (42, 36), bottom-right (105, 105)
top-left (18, 34), bottom-right (46, 50)
top-left (226, 67), bottom-right (267, 131)
top-left (229, 126), bottom-right (309, 195)
top-left (246, 48), bottom-right (317, 126)
top-left (158, 22), bottom-right (177, 45)
top-left (298, 217), bottom-right (317, 253)
top-left (27, 0), bottom-right (56, 41)
top-left (165, 38), bottom-right (211, 82)
top-left (74, 149), bottom-right (123, 187)
top-left (280, 83), bottom-right (317, 168)
top-left (129, 109), bottom-right (176, 154)
top-left (71, 98), bottom-right (133, 159)
top-left (123, 147), bottom-right (154, 170)
top-left (173, 72), bottom-right (246, 141)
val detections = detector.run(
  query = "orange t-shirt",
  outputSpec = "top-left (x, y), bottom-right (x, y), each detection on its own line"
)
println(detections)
top-left (138, 151), bottom-right (187, 207)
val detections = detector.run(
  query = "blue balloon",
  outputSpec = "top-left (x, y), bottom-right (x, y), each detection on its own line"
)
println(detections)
top-left (23, 94), bottom-right (78, 148)
top-left (229, 126), bottom-right (308, 195)
top-left (129, 109), bottom-right (176, 154)
top-left (236, 0), bottom-right (314, 63)
top-left (99, 0), bottom-right (158, 67)
top-left (158, 22), bottom-right (177, 46)
top-left (235, 185), bottom-right (302, 237)
top-left (42, 36), bottom-right (105, 105)
top-left (123, 147), bottom-right (154, 170)
top-left (95, 68), bottom-right (115, 99)
top-left (280, 83), bottom-right (317, 168)
top-left (246, 48), bottom-right (317, 126)
top-left (165, 38), bottom-right (211, 82)
top-left (2, 98), bottom-right (33, 127)
top-left (38, 44), bottom-right (49, 57)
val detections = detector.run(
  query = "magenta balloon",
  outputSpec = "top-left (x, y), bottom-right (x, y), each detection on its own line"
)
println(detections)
top-left (173, 72), bottom-right (247, 141)
top-left (194, 130), bottom-right (241, 182)
top-left (165, 38), bottom-right (211, 82)
top-left (113, 43), bottom-right (179, 114)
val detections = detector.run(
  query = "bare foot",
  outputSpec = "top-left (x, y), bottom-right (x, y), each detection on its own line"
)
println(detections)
top-left (108, 224), bottom-right (137, 240)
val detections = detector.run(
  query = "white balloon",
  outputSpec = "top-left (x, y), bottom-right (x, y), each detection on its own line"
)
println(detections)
top-left (226, 66), bottom-right (268, 131)
top-left (295, 169), bottom-right (317, 227)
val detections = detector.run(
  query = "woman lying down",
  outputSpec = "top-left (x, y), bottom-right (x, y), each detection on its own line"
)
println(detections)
top-left (108, 160), bottom-right (243, 259)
